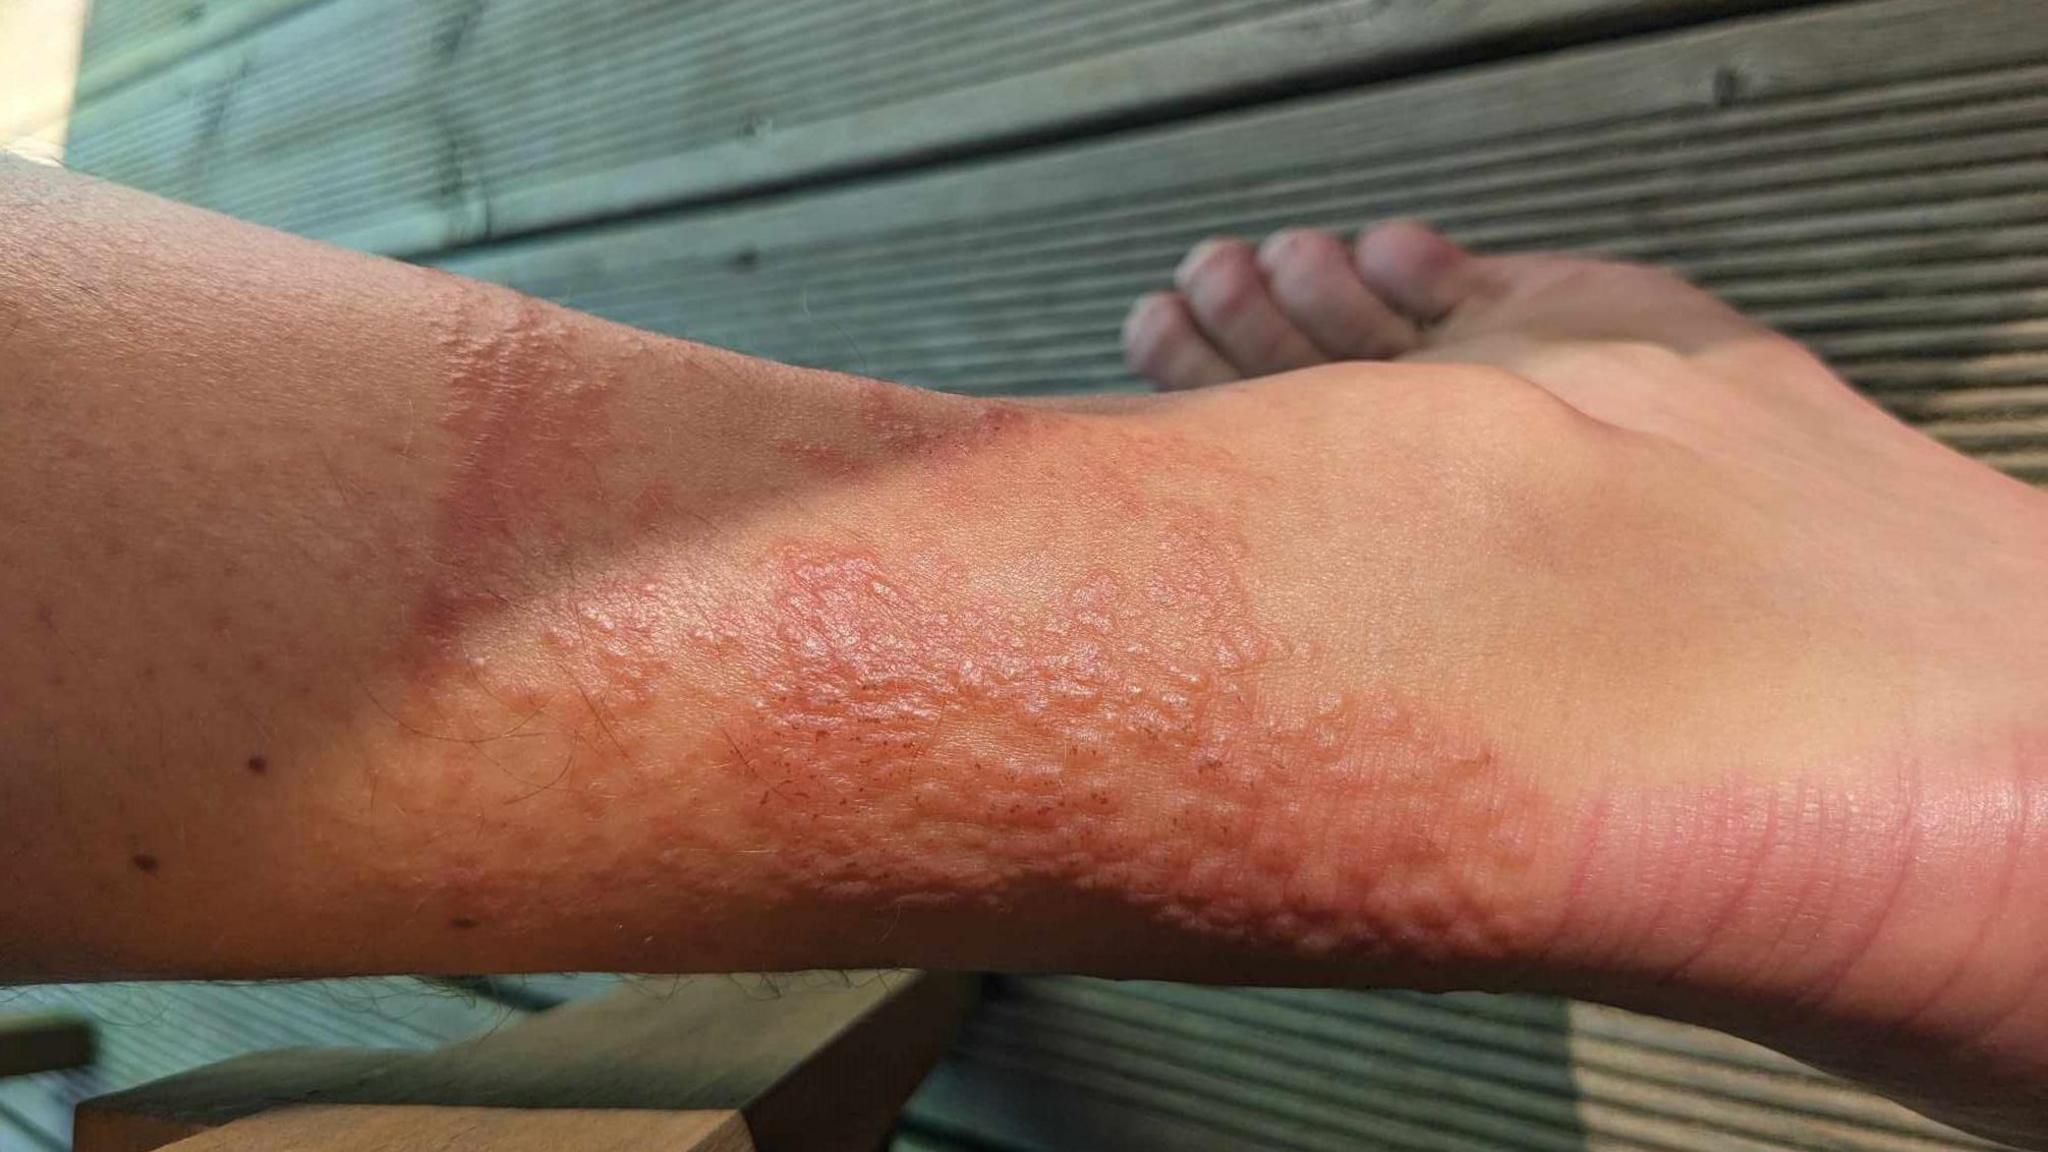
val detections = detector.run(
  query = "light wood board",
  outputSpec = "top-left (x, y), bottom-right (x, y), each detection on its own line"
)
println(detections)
top-left (0, 981), bottom-right (519, 1149)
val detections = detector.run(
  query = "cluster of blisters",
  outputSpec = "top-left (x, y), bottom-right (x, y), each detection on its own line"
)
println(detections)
top-left (711, 490), bottom-right (1562, 967)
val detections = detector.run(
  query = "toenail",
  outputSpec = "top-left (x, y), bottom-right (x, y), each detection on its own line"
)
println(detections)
top-left (1122, 293), bottom-right (1171, 338)
top-left (1121, 293), bottom-right (1184, 356)
top-left (1175, 238), bottom-right (1241, 286)
top-left (1256, 230), bottom-right (1317, 266)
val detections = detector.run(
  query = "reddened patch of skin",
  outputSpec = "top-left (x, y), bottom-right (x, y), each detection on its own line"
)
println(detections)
top-left (774, 377), bottom-right (1043, 481)
top-left (380, 285), bottom-right (726, 774)
top-left (369, 358), bottom-right (1575, 971)
top-left (704, 504), bottom-right (1573, 968)
top-left (412, 284), bottom-right (616, 670)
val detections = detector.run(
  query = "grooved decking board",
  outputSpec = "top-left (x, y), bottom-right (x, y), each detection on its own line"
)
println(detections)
top-left (902, 980), bottom-right (1993, 1152)
top-left (443, 0), bottom-right (2048, 485)
top-left (48, 0), bottom-right (1784, 255)
top-left (0, 981), bottom-right (519, 1148)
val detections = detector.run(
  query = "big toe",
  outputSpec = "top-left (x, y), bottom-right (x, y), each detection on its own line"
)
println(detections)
top-left (1353, 219), bottom-right (1490, 327)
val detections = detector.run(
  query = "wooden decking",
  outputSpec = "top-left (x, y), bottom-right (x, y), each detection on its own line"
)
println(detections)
top-left (3, 1), bottom-right (2044, 1148)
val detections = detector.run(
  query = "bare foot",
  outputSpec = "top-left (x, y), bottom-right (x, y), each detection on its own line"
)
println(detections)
top-left (1127, 222), bottom-right (2048, 1145)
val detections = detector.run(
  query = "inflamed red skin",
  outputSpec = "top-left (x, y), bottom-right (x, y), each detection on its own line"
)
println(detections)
top-left (360, 308), bottom-right (1583, 983)
top-left (705, 536), bottom-right (1564, 970)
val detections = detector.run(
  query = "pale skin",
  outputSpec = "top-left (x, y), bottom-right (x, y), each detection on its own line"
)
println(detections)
top-left (1, 158), bottom-right (2044, 1144)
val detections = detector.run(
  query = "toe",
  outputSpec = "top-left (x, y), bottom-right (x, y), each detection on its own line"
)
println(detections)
top-left (1175, 237), bottom-right (1326, 375)
top-left (1257, 229), bottom-right (1421, 359)
top-left (1123, 291), bottom-right (1241, 391)
top-left (1354, 219), bottom-right (1488, 326)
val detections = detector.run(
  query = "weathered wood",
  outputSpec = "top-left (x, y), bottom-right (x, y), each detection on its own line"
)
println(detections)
top-left (0, 980), bottom-right (520, 1147)
top-left (49, 0), bottom-right (1791, 254)
top-left (74, 2), bottom-right (320, 105)
top-left (904, 979), bottom-right (1993, 1152)
top-left (76, 972), bottom-right (976, 1152)
top-left (152, 1106), bottom-right (755, 1152)
top-left (441, 0), bottom-right (2048, 485)
top-left (0, 1013), bottom-right (93, 1078)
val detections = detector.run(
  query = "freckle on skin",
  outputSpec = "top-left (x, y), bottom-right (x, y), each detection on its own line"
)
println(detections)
top-left (246, 755), bottom-right (269, 775)
top-left (131, 853), bottom-right (159, 874)
top-left (448, 916), bottom-right (480, 930)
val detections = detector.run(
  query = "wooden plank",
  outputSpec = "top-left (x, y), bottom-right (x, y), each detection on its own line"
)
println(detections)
top-left (47, 0), bottom-right (1790, 255)
top-left (72, 1), bottom-right (322, 104)
top-left (0, 980), bottom-right (519, 1149)
top-left (903, 979), bottom-right (1993, 1152)
top-left (0, 1013), bottom-right (93, 1078)
top-left (76, 972), bottom-right (976, 1152)
top-left (442, 0), bottom-right (2048, 486)
top-left (0, 1109), bottom-right (67, 1152)
top-left (0, 1011), bottom-right (92, 1148)
top-left (442, 0), bottom-right (2048, 269)
top-left (152, 1106), bottom-right (755, 1152)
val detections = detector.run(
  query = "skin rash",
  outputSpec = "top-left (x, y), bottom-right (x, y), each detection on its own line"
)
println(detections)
top-left (704, 532), bottom-right (1571, 966)
top-left (352, 279), bottom-right (2037, 1029)
top-left (370, 290), bottom-right (1578, 968)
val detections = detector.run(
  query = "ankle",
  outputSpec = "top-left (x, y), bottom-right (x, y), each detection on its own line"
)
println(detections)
top-left (1541, 731), bottom-right (2048, 1137)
